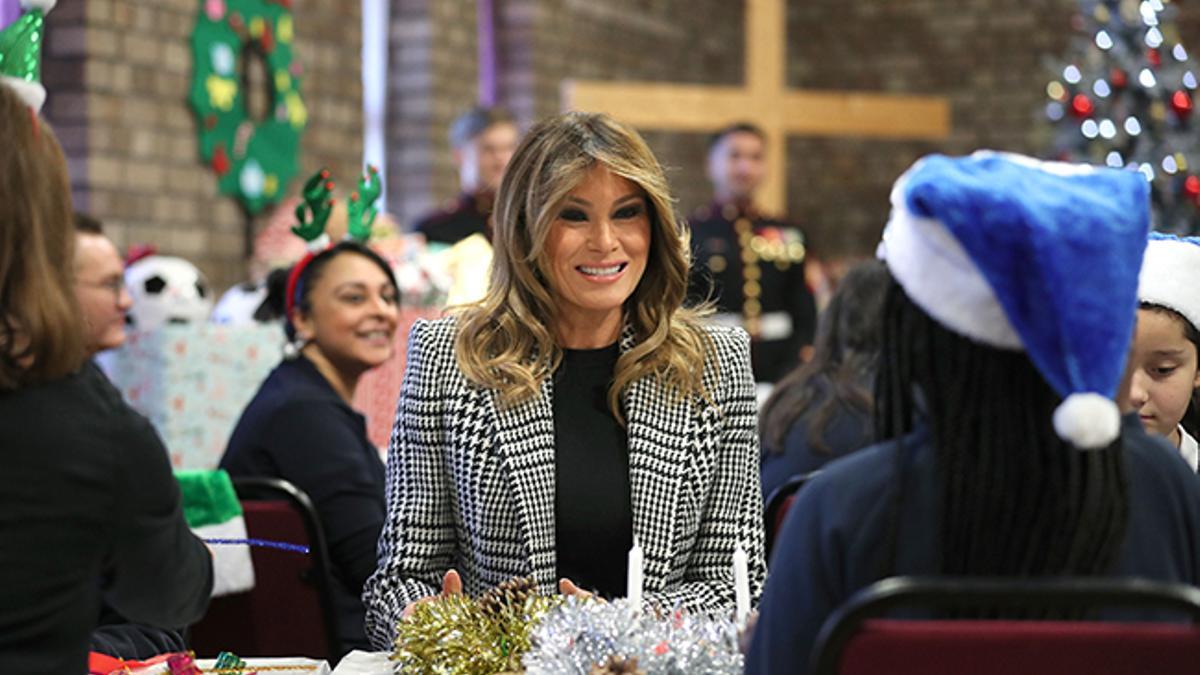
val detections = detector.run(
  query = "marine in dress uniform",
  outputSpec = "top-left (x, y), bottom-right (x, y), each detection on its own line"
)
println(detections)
top-left (688, 200), bottom-right (816, 383)
top-left (411, 106), bottom-right (518, 246)
top-left (414, 191), bottom-right (493, 246)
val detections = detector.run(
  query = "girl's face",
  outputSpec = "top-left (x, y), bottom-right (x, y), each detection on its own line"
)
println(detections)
top-left (1128, 308), bottom-right (1200, 446)
top-left (294, 252), bottom-right (400, 373)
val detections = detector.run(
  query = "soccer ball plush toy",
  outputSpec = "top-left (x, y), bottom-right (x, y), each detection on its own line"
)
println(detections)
top-left (125, 255), bottom-right (214, 330)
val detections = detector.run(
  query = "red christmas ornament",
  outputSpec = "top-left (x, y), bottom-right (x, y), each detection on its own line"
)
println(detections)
top-left (1110, 68), bottom-right (1128, 89)
top-left (260, 22), bottom-right (275, 53)
top-left (1148, 48), bottom-right (1162, 67)
top-left (212, 145), bottom-right (231, 176)
top-left (1184, 175), bottom-right (1200, 198)
top-left (1172, 90), bottom-right (1193, 119)
top-left (1071, 93), bottom-right (1095, 118)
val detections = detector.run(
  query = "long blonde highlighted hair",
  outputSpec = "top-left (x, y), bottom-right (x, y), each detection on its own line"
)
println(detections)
top-left (455, 112), bottom-right (712, 419)
top-left (0, 85), bottom-right (85, 390)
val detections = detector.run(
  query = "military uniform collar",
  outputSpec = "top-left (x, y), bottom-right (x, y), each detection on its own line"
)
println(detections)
top-left (707, 199), bottom-right (761, 222)
top-left (460, 191), bottom-right (496, 216)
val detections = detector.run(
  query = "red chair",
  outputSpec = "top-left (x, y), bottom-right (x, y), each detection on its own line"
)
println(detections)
top-left (763, 470), bottom-right (820, 561)
top-left (811, 577), bottom-right (1200, 675)
top-left (188, 477), bottom-right (342, 659)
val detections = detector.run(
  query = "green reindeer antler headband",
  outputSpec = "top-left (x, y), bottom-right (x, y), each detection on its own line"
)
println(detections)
top-left (285, 165), bottom-right (383, 318)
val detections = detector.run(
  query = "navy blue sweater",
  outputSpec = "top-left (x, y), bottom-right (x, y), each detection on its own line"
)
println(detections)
top-left (221, 356), bottom-right (386, 653)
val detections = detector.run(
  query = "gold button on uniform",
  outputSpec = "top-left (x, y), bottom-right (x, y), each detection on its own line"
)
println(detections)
top-left (708, 254), bottom-right (727, 273)
top-left (743, 280), bottom-right (761, 298)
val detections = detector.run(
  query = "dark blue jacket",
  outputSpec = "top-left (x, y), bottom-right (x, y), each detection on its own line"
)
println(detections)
top-left (747, 415), bottom-right (1200, 675)
top-left (760, 403), bottom-right (872, 500)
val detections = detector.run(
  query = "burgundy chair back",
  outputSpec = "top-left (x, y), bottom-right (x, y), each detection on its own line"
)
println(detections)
top-left (812, 577), bottom-right (1200, 675)
top-left (188, 478), bottom-right (340, 659)
top-left (763, 470), bottom-right (820, 561)
top-left (839, 618), bottom-right (1200, 675)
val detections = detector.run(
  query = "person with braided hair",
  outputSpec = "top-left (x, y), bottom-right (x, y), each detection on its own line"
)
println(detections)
top-left (747, 152), bottom-right (1200, 675)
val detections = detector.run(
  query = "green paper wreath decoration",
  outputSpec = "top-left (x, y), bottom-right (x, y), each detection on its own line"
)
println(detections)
top-left (188, 0), bottom-right (306, 214)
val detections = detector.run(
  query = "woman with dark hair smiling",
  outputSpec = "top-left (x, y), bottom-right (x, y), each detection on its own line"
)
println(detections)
top-left (222, 238), bottom-right (400, 655)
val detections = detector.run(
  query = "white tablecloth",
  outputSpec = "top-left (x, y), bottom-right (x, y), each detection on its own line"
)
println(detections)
top-left (330, 651), bottom-right (394, 674)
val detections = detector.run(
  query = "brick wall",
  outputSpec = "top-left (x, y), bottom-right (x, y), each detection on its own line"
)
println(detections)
top-left (515, 0), bottom-right (1082, 260)
top-left (387, 0), bottom-right (745, 229)
top-left (44, 0), bottom-right (1200, 286)
top-left (480, 0), bottom-right (1200, 260)
top-left (42, 0), bottom-right (363, 291)
top-left (514, 0), bottom-right (745, 220)
top-left (385, 0), bottom-right (479, 229)
top-left (784, 0), bottom-right (1077, 258)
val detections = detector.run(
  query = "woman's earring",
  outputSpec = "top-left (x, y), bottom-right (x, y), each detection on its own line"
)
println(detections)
top-left (283, 336), bottom-right (307, 359)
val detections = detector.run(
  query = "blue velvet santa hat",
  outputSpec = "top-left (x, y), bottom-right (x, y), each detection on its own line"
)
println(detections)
top-left (877, 151), bottom-right (1150, 449)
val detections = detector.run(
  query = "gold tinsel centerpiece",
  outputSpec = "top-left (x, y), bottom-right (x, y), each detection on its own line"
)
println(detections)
top-left (392, 577), bottom-right (563, 674)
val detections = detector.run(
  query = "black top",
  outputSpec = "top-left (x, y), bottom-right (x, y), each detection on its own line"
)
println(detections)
top-left (413, 192), bottom-right (491, 245)
top-left (220, 355), bottom-right (386, 653)
top-left (553, 343), bottom-right (633, 599)
top-left (0, 362), bottom-right (212, 674)
top-left (687, 201), bottom-right (817, 383)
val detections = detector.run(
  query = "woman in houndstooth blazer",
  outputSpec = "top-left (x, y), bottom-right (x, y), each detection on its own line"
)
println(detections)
top-left (363, 113), bottom-right (767, 648)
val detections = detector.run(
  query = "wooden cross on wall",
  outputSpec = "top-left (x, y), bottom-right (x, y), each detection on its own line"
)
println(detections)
top-left (562, 0), bottom-right (952, 215)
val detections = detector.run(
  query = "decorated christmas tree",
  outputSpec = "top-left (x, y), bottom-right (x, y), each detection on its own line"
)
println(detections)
top-left (1045, 0), bottom-right (1200, 235)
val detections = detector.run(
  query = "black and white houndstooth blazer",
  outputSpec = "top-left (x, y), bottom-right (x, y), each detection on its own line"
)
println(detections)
top-left (362, 316), bottom-right (767, 648)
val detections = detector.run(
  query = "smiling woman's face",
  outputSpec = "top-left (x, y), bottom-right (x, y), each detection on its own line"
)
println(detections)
top-left (543, 164), bottom-right (651, 343)
top-left (294, 251), bottom-right (400, 372)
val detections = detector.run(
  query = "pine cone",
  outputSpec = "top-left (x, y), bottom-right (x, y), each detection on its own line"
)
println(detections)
top-left (588, 655), bottom-right (646, 675)
top-left (478, 576), bottom-right (537, 617)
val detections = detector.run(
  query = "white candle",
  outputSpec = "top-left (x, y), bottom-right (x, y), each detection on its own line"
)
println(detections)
top-left (733, 544), bottom-right (750, 627)
top-left (626, 540), bottom-right (644, 611)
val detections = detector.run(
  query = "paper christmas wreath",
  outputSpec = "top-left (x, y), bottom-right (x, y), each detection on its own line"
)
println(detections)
top-left (187, 0), bottom-right (306, 214)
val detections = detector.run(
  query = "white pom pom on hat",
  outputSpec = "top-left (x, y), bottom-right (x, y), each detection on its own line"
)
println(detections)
top-left (20, 0), bottom-right (57, 11)
top-left (879, 151), bottom-right (1149, 451)
top-left (1053, 393), bottom-right (1122, 450)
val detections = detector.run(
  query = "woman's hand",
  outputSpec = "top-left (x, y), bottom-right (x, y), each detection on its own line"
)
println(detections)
top-left (401, 569), bottom-right (463, 618)
top-left (558, 577), bottom-right (596, 601)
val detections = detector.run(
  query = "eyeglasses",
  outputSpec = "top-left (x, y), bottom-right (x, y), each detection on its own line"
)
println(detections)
top-left (77, 277), bottom-right (127, 303)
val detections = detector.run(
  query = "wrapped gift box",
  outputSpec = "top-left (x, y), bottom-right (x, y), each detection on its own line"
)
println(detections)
top-left (99, 324), bottom-right (285, 470)
top-left (99, 308), bottom-right (441, 469)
